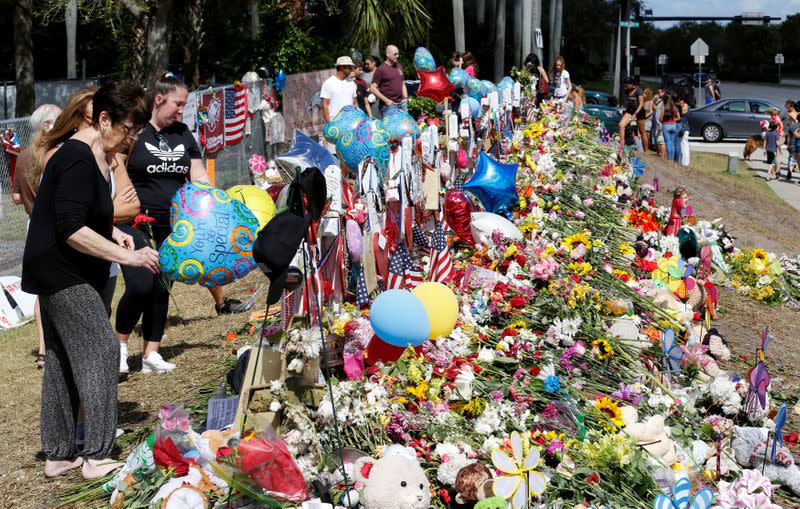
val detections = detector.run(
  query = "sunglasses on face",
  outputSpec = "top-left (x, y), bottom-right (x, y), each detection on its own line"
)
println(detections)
top-left (120, 123), bottom-right (144, 138)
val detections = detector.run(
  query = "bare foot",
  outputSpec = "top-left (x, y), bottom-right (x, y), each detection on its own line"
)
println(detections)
top-left (82, 458), bottom-right (123, 480)
top-left (44, 457), bottom-right (83, 477)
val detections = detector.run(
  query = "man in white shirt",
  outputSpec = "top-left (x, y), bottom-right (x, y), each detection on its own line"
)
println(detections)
top-left (320, 56), bottom-right (357, 122)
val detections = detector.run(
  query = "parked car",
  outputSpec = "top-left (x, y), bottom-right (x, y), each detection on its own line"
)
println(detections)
top-left (585, 103), bottom-right (622, 133)
top-left (692, 72), bottom-right (710, 86)
top-left (583, 90), bottom-right (618, 107)
top-left (684, 98), bottom-right (780, 142)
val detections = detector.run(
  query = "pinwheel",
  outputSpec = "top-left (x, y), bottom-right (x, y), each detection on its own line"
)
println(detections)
top-left (491, 431), bottom-right (548, 509)
top-left (630, 156), bottom-right (646, 177)
top-left (653, 477), bottom-right (714, 509)
top-left (652, 256), bottom-right (695, 299)
top-left (772, 402), bottom-right (787, 464)
top-left (745, 331), bottom-right (771, 415)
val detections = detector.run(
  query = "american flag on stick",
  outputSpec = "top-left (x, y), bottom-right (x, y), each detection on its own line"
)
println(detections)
top-left (386, 241), bottom-right (423, 290)
top-left (224, 85), bottom-right (247, 146)
top-left (428, 221), bottom-right (454, 284)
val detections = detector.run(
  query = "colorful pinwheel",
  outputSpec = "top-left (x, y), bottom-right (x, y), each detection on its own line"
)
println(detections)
top-left (653, 477), bottom-right (714, 509)
top-left (492, 431), bottom-right (548, 509)
top-left (652, 256), bottom-right (695, 299)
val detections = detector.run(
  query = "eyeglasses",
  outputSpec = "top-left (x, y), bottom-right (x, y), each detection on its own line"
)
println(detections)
top-left (393, 52), bottom-right (400, 57)
top-left (120, 123), bottom-right (144, 138)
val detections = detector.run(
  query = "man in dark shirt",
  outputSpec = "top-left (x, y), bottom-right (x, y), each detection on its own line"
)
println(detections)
top-left (370, 44), bottom-right (409, 116)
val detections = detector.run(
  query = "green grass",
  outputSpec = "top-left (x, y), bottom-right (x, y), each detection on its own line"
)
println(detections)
top-left (690, 152), bottom-right (770, 192)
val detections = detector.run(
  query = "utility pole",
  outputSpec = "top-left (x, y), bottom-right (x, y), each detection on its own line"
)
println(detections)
top-left (618, 0), bottom-right (631, 103)
top-left (532, 0), bottom-right (543, 62)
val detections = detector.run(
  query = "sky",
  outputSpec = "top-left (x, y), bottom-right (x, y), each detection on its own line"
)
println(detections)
top-left (647, 0), bottom-right (800, 27)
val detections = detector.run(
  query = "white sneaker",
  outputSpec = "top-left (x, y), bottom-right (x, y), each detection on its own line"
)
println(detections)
top-left (141, 352), bottom-right (176, 374)
top-left (119, 344), bottom-right (129, 374)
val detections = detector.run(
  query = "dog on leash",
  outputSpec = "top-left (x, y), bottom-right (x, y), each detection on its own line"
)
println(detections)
top-left (743, 135), bottom-right (765, 160)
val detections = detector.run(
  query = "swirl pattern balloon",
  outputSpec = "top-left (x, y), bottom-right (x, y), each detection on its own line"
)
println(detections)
top-left (323, 105), bottom-right (367, 144)
top-left (449, 67), bottom-right (470, 89)
top-left (480, 80), bottom-right (497, 96)
top-left (159, 181), bottom-right (259, 288)
top-left (496, 76), bottom-right (514, 94)
top-left (336, 117), bottom-right (390, 179)
top-left (466, 77), bottom-right (483, 99)
top-left (381, 106), bottom-right (420, 142)
top-left (413, 47), bottom-right (436, 71)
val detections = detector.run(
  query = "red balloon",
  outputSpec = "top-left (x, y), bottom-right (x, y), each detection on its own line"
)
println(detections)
top-left (416, 66), bottom-right (456, 104)
top-left (366, 335), bottom-right (406, 365)
top-left (444, 189), bottom-right (476, 245)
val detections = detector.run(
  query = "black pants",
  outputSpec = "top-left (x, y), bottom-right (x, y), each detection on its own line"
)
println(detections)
top-left (115, 223), bottom-right (170, 341)
top-left (40, 284), bottom-right (118, 460)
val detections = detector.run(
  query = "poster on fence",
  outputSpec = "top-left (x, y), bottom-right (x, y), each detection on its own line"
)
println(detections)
top-left (202, 90), bottom-right (225, 154)
top-left (281, 68), bottom-right (335, 142)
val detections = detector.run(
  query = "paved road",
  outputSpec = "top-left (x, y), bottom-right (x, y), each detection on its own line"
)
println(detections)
top-left (688, 138), bottom-right (800, 213)
top-left (643, 77), bottom-right (800, 107)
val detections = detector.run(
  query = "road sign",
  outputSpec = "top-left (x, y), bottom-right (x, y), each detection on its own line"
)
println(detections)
top-left (690, 38), bottom-right (709, 57)
top-left (535, 28), bottom-right (544, 49)
top-left (694, 55), bottom-right (706, 64)
top-left (658, 54), bottom-right (667, 65)
top-left (776, 53), bottom-right (785, 64)
top-left (620, 21), bottom-right (640, 28)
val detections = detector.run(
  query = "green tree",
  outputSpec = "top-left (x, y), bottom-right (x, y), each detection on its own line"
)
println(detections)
top-left (339, 0), bottom-right (431, 51)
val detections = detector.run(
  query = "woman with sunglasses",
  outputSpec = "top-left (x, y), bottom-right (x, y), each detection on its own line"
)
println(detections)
top-left (22, 80), bottom-right (159, 479)
top-left (115, 72), bottom-right (247, 375)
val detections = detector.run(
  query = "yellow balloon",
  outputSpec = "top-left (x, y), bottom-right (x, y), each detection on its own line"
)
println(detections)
top-left (226, 185), bottom-right (276, 232)
top-left (411, 282), bottom-right (459, 340)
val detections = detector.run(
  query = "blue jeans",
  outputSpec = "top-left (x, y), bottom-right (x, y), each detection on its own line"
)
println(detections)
top-left (663, 123), bottom-right (679, 162)
top-left (380, 100), bottom-right (408, 116)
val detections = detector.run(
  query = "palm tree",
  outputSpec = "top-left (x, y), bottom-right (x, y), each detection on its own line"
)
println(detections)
top-left (13, 0), bottom-right (35, 116)
top-left (453, 0), bottom-right (465, 52)
top-left (493, 0), bottom-right (506, 81)
top-left (343, 0), bottom-right (431, 52)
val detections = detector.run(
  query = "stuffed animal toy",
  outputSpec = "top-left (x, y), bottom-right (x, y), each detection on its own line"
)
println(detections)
top-left (454, 462), bottom-right (494, 505)
top-left (608, 316), bottom-right (649, 352)
top-left (474, 496), bottom-right (507, 509)
top-left (621, 407), bottom-right (677, 467)
top-left (732, 426), bottom-right (800, 494)
top-left (651, 288), bottom-right (694, 324)
top-left (702, 328), bottom-right (731, 361)
top-left (354, 454), bottom-right (431, 509)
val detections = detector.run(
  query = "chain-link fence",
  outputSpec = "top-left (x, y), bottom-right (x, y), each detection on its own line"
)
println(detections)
top-left (0, 83), bottom-right (265, 277)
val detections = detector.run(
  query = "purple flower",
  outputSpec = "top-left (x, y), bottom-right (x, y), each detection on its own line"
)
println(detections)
top-left (387, 413), bottom-right (413, 442)
top-left (545, 440), bottom-right (564, 455)
top-left (611, 382), bottom-right (643, 405)
top-left (541, 402), bottom-right (559, 420)
top-left (513, 368), bottom-right (525, 380)
top-left (490, 390), bottom-right (505, 402)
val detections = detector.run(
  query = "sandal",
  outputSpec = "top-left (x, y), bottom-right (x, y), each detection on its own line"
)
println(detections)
top-left (35, 353), bottom-right (45, 369)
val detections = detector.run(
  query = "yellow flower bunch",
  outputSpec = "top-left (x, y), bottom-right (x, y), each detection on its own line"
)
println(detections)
top-left (562, 232), bottom-right (592, 251)
top-left (618, 243), bottom-right (635, 256)
top-left (750, 285), bottom-right (775, 301)
top-left (594, 397), bottom-right (624, 432)
top-left (504, 245), bottom-right (519, 259)
top-left (406, 381), bottom-right (430, 400)
top-left (568, 261), bottom-right (593, 276)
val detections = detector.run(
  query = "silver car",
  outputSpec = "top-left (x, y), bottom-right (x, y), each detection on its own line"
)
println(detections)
top-left (685, 98), bottom-right (780, 142)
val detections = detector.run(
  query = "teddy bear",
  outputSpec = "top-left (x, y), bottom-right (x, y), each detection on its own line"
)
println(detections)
top-left (651, 288), bottom-right (695, 325)
top-left (608, 315), bottom-right (650, 352)
top-left (732, 426), bottom-right (800, 494)
top-left (354, 452), bottom-right (431, 509)
top-left (454, 462), bottom-right (494, 505)
top-left (621, 406), bottom-right (677, 467)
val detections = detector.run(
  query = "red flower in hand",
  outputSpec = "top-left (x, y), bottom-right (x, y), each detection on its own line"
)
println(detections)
top-left (133, 213), bottom-right (156, 230)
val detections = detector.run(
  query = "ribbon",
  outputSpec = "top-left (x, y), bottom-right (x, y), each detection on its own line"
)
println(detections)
top-left (1, 129), bottom-right (21, 191)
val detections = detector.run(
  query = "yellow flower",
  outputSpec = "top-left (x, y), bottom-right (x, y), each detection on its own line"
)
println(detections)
top-left (568, 261), bottom-right (593, 276)
top-left (406, 381), bottom-right (429, 400)
top-left (618, 244), bottom-right (635, 256)
top-left (463, 398), bottom-right (484, 416)
top-left (562, 232), bottom-right (591, 251)
top-left (752, 249), bottom-right (768, 261)
top-left (603, 185), bottom-right (616, 196)
top-left (508, 320), bottom-right (527, 330)
top-left (592, 239), bottom-right (604, 248)
top-left (591, 338), bottom-right (614, 360)
top-left (504, 245), bottom-right (519, 259)
top-left (595, 396), bottom-right (624, 431)
top-left (407, 364), bottom-right (423, 384)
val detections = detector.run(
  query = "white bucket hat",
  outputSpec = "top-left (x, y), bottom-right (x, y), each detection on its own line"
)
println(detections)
top-left (335, 56), bottom-right (355, 67)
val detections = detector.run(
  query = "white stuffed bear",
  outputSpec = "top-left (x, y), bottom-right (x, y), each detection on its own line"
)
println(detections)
top-left (608, 316), bottom-right (650, 352)
top-left (621, 407), bottom-right (677, 467)
top-left (732, 426), bottom-right (800, 494)
top-left (354, 453), bottom-right (431, 509)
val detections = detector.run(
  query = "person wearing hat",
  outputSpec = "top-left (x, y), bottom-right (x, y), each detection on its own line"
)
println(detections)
top-left (321, 56), bottom-right (358, 123)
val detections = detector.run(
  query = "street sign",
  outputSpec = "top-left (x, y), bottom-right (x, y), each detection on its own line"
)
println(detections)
top-left (620, 21), bottom-right (640, 28)
top-left (694, 55), bottom-right (706, 64)
top-left (535, 29), bottom-right (544, 49)
top-left (690, 38), bottom-right (709, 57)
top-left (658, 54), bottom-right (667, 65)
top-left (776, 53), bottom-right (785, 64)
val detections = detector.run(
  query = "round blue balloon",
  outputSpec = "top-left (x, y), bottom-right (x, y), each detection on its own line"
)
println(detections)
top-left (276, 130), bottom-right (337, 173)
top-left (381, 106), bottom-right (420, 142)
top-left (274, 69), bottom-right (286, 92)
top-left (159, 181), bottom-right (258, 288)
top-left (370, 290), bottom-right (430, 346)
top-left (449, 67), bottom-right (470, 89)
top-left (462, 151), bottom-right (519, 216)
top-left (480, 80), bottom-right (497, 96)
top-left (496, 76), bottom-right (514, 93)
top-left (414, 47), bottom-right (436, 71)
top-left (462, 96), bottom-right (480, 118)
top-left (466, 77), bottom-right (483, 100)
top-left (323, 105), bottom-right (367, 144)
top-left (336, 117), bottom-right (390, 178)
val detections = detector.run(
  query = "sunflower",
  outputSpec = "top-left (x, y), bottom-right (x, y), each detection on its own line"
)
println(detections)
top-left (591, 338), bottom-right (614, 360)
top-left (562, 232), bottom-right (592, 251)
top-left (595, 396), bottom-right (624, 431)
top-left (752, 249), bottom-right (768, 261)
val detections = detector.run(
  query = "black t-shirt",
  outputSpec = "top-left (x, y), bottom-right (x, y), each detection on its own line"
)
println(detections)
top-left (22, 139), bottom-right (113, 295)
top-left (355, 78), bottom-right (370, 114)
top-left (625, 87), bottom-right (643, 115)
top-left (127, 122), bottom-right (201, 225)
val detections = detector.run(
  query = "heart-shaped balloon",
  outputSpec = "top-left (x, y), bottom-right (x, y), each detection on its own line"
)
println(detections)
top-left (416, 66), bottom-right (456, 104)
top-left (159, 181), bottom-right (259, 288)
top-left (443, 189), bottom-right (476, 245)
top-left (480, 80), bottom-right (497, 97)
top-left (323, 105), bottom-right (367, 144)
top-left (381, 106), bottom-right (421, 142)
top-left (336, 117), bottom-right (390, 178)
top-left (413, 47), bottom-right (436, 71)
top-left (462, 96), bottom-right (481, 118)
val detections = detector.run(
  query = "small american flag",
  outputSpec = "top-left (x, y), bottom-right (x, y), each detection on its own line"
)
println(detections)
top-left (224, 85), bottom-right (247, 146)
top-left (386, 241), bottom-right (423, 290)
top-left (412, 223), bottom-right (430, 248)
top-left (356, 264), bottom-right (370, 307)
top-left (429, 221), bottom-right (454, 284)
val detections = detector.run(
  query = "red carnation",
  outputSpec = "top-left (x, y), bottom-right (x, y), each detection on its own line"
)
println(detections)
top-left (516, 254), bottom-right (527, 265)
top-left (530, 366), bottom-right (541, 376)
top-left (510, 296), bottom-right (526, 308)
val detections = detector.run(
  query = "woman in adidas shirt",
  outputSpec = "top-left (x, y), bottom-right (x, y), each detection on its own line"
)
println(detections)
top-left (116, 73), bottom-right (244, 375)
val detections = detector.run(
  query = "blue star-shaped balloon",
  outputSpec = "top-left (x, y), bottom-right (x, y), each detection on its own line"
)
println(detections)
top-left (462, 151), bottom-right (519, 218)
top-left (631, 155), bottom-right (646, 177)
top-left (275, 130), bottom-right (336, 174)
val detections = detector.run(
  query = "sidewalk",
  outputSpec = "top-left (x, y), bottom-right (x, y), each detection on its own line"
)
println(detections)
top-left (689, 140), bottom-right (800, 213)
